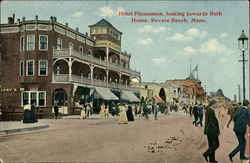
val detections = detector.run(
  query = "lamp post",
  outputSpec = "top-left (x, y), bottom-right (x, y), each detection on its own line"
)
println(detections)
top-left (238, 30), bottom-right (248, 102)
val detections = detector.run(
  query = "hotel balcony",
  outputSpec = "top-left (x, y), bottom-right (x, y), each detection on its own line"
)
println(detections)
top-left (52, 74), bottom-right (140, 92)
top-left (53, 48), bottom-right (140, 78)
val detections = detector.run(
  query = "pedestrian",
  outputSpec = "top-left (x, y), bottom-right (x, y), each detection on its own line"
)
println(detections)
top-left (189, 104), bottom-right (193, 117)
top-left (203, 100), bottom-right (220, 163)
top-left (192, 103), bottom-right (199, 126)
top-left (197, 103), bottom-right (204, 127)
top-left (228, 99), bottom-right (250, 162)
top-left (227, 103), bottom-right (238, 128)
top-left (99, 103), bottom-right (105, 117)
top-left (80, 105), bottom-right (86, 120)
top-left (183, 105), bottom-right (188, 114)
top-left (118, 103), bottom-right (128, 124)
top-left (153, 101), bottom-right (158, 120)
top-left (126, 105), bottom-right (134, 121)
top-left (54, 104), bottom-right (59, 119)
top-left (104, 104), bottom-right (109, 117)
top-left (143, 103), bottom-right (149, 120)
top-left (23, 102), bottom-right (31, 123)
top-left (86, 103), bottom-right (91, 119)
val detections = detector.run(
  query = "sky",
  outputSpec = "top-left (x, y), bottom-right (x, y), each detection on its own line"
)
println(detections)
top-left (1, 0), bottom-right (249, 100)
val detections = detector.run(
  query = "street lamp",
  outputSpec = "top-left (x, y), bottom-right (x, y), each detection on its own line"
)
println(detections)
top-left (238, 30), bottom-right (248, 101)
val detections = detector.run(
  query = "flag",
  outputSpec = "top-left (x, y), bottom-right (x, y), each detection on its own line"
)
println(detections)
top-left (193, 65), bottom-right (198, 72)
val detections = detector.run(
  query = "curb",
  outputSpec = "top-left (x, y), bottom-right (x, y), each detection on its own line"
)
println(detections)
top-left (0, 124), bottom-right (49, 134)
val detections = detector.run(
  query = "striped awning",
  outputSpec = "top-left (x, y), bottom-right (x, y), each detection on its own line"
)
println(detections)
top-left (93, 87), bottom-right (119, 101)
top-left (153, 96), bottom-right (165, 103)
top-left (120, 90), bottom-right (140, 103)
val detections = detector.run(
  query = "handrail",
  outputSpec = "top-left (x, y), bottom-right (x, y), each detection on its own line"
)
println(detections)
top-left (53, 48), bottom-right (140, 77)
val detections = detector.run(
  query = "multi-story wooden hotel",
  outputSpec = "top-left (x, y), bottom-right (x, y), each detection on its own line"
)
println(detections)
top-left (0, 15), bottom-right (140, 120)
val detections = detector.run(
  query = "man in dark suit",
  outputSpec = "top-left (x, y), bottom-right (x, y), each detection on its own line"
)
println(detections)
top-left (228, 99), bottom-right (250, 162)
top-left (203, 100), bottom-right (220, 163)
top-left (192, 103), bottom-right (199, 126)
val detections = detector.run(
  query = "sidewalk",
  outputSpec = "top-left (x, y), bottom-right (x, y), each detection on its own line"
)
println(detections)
top-left (0, 121), bottom-right (49, 135)
top-left (0, 111), bottom-right (185, 135)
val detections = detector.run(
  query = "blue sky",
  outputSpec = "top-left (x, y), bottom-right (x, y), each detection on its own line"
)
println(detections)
top-left (1, 0), bottom-right (249, 100)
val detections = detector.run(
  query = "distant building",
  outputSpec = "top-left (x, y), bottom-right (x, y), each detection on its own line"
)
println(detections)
top-left (209, 88), bottom-right (231, 104)
top-left (140, 82), bottom-right (189, 104)
top-left (0, 15), bottom-right (140, 120)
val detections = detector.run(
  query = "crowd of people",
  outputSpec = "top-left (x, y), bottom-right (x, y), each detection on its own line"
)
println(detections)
top-left (52, 98), bottom-right (250, 162)
top-left (190, 100), bottom-right (250, 163)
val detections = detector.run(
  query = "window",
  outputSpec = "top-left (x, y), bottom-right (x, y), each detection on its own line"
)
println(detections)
top-left (79, 46), bottom-right (83, 54)
top-left (26, 60), bottom-right (34, 76)
top-left (56, 64), bottom-right (61, 74)
top-left (88, 50), bottom-right (92, 56)
top-left (21, 91), bottom-right (46, 107)
top-left (39, 35), bottom-right (48, 50)
top-left (20, 36), bottom-right (25, 51)
top-left (20, 61), bottom-right (24, 76)
top-left (57, 38), bottom-right (62, 50)
top-left (38, 92), bottom-right (45, 106)
top-left (27, 35), bottom-right (35, 50)
top-left (30, 92), bottom-right (37, 105)
top-left (39, 60), bottom-right (48, 76)
top-left (69, 42), bottom-right (73, 49)
top-left (22, 92), bottom-right (29, 105)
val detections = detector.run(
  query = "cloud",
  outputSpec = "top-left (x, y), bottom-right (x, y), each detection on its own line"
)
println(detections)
top-left (200, 39), bottom-right (227, 56)
top-left (166, 28), bottom-right (207, 41)
top-left (73, 12), bottom-right (84, 17)
top-left (137, 25), bottom-right (166, 34)
top-left (152, 58), bottom-right (167, 64)
top-left (98, 6), bottom-right (115, 17)
top-left (186, 28), bottom-right (207, 38)
top-left (165, 33), bottom-right (192, 41)
top-left (219, 32), bottom-right (228, 38)
top-left (137, 38), bottom-right (153, 45)
top-left (218, 57), bottom-right (228, 63)
top-left (97, 6), bottom-right (125, 18)
top-left (180, 46), bottom-right (197, 55)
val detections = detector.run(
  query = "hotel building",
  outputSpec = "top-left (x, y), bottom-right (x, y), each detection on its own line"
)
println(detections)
top-left (0, 15), bottom-right (140, 120)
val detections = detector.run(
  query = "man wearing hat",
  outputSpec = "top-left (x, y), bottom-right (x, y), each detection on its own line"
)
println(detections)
top-left (203, 100), bottom-right (220, 163)
top-left (228, 99), bottom-right (250, 162)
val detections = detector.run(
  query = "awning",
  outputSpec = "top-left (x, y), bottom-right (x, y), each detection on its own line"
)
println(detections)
top-left (120, 90), bottom-right (140, 103)
top-left (153, 96), bottom-right (165, 103)
top-left (93, 87), bottom-right (119, 101)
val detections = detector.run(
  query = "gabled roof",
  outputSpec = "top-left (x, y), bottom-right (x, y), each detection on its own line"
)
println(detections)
top-left (89, 18), bottom-right (122, 34)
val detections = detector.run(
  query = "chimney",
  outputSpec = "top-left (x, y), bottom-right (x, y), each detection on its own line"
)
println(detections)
top-left (12, 13), bottom-right (15, 23)
top-left (22, 17), bottom-right (26, 22)
top-left (85, 32), bottom-right (88, 36)
top-left (76, 27), bottom-right (79, 32)
top-left (65, 22), bottom-right (68, 27)
top-left (54, 17), bottom-right (57, 22)
top-left (35, 15), bottom-right (38, 21)
top-left (17, 19), bottom-right (20, 25)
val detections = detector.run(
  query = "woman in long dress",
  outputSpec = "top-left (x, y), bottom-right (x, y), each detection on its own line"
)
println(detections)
top-left (99, 103), bottom-right (105, 117)
top-left (118, 104), bottom-right (128, 124)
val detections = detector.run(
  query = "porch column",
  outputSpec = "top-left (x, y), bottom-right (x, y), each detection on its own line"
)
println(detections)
top-left (106, 69), bottom-right (109, 87)
top-left (119, 73), bottom-right (122, 89)
top-left (90, 64), bottom-right (94, 85)
top-left (106, 47), bottom-right (109, 63)
top-left (69, 59), bottom-right (72, 82)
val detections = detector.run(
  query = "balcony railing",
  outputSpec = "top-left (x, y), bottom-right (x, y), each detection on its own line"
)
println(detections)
top-left (52, 74), bottom-right (140, 92)
top-left (53, 48), bottom-right (140, 77)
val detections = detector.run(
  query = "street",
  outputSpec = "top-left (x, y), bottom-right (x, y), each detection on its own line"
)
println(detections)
top-left (0, 112), bottom-right (247, 163)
